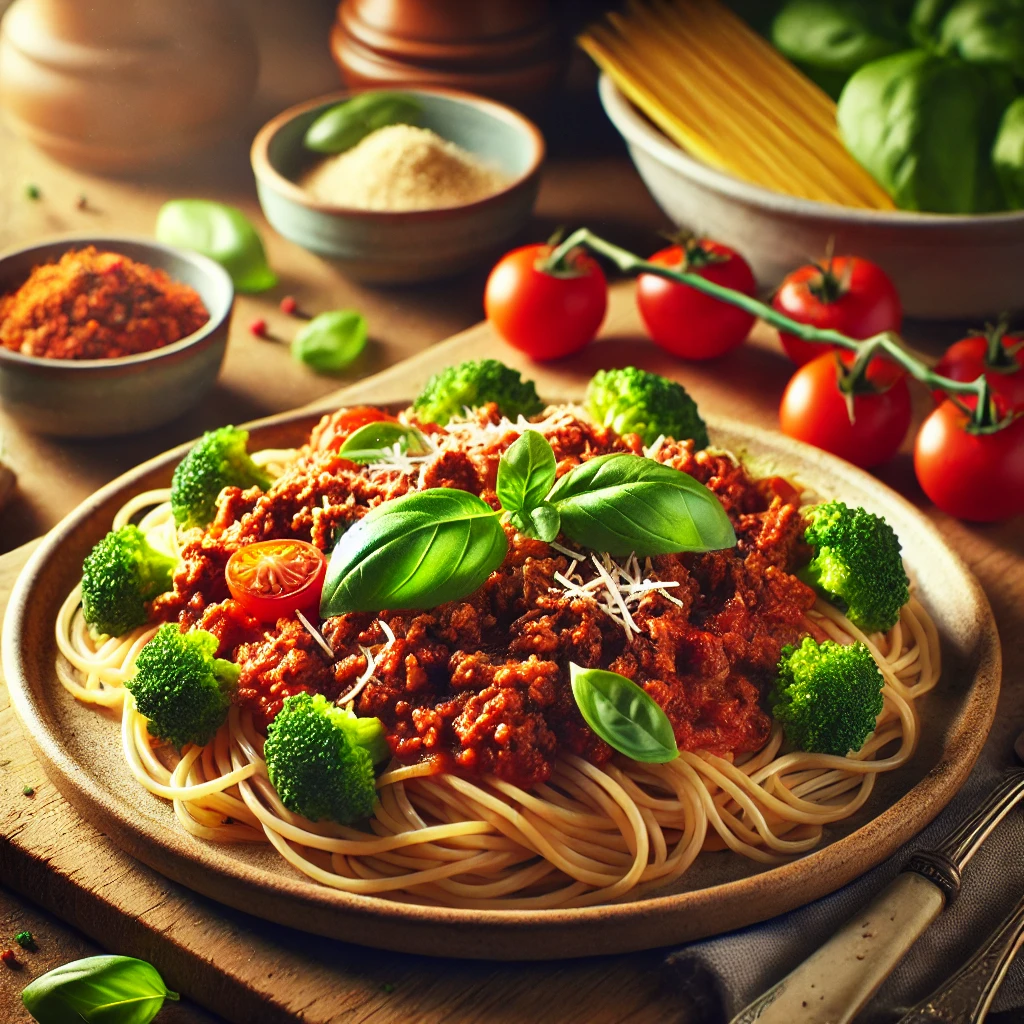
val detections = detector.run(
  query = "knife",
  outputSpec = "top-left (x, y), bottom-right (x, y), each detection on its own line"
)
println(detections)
top-left (730, 766), bottom-right (1024, 1024)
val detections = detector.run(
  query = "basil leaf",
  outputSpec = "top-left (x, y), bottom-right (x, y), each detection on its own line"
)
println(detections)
top-left (569, 663), bottom-right (678, 764)
top-left (496, 430), bottom-right (557, 516)
top-left (547, 454), bottom-right (736, 557)
top-left (292, 311), bottom-right (367, 373)
top-left (320, 488), bottom-right (507, 615)
top-left (155, 199), bottom-right (276, 293)
top-left (305, 92), bottom-right (423, 154)
top-left (338, 421), bottom-right (429, 463)
top-left (22, 955), bottom-right (178, 1024)
top-left (509, 501), bottom-right (560, 542)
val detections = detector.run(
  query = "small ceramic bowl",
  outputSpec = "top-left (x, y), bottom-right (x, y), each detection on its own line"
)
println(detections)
top-left (251, 88), bottom-right (545, 284)
top-left (599, 73), bottom-right (1024, 321)
top-left (0, 237), bottom-right (234, 438)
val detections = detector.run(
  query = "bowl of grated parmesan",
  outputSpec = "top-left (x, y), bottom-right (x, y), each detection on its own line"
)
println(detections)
top-left (251, 88), bottom-right (544, 284)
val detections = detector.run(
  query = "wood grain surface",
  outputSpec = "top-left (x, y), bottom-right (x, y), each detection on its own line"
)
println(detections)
top-left (1, 283), bottom-right (1022, 1022)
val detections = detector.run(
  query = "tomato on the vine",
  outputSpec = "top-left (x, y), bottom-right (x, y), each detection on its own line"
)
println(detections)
top-left (932, 326), bottom-right (1024, 410)
top-left (225, 539), bottom-right (328, 622)
top-left (773, 256), bottom-right (902, 366)
top-left (315, 406), bottom-right (396, 452)
top-left (636, 240), bottom-right (756, 360)
top-left (914, 399), bottom-right (1024, 522)
top-left (779, 351), bottom-right (911, 468)
top-left (484, 243), bottom-right (607, 361)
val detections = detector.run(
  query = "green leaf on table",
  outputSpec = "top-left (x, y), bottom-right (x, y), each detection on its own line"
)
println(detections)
top-left (569, 663), bottom-right (678, 763)
top-left (155, 199), bottom-right (277, 293)
top-left (337, 421), bottom-right (430, 463)
top-left (547, 453), bottom-right (736, 557)
top-left (22, 955), bottom-right (178, 1024)
top-left (293, 311), bottom-right (368, 374)
top-left (320, 488), bottom-right (507, 616)
top-left (304, 92), bottom-right (424, 154)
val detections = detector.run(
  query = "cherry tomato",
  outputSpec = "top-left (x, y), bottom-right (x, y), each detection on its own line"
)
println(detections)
top-left (315, 406), bottom-right (396, 452)
top-left (914, 400), bottom-right (1024, 522)
top-left (773, 257), bottom-right (902, 366)
top-left (779, 351), bottom-right (912, 468)
top-left (484, 243), bottom-right (607, 361)
top-left (637, 241), bottom-right (756, 360)
top-left (932, 330), bottom-right (1024, 410)
top-left (225, 540), bottom-right (328, 622)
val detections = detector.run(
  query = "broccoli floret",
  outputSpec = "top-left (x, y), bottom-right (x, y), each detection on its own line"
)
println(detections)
top-left (264, 692), bottom-right (389, 824)
top-left (771, 637), bottom-right (884, 756)
top-left (803, 501), bottom-right (909, 634)
top-left (585, 366), bottom-right (709, 449)
top-left (170, 426), bottom-right (271, 530)
top-left (126, 624), bottom-right (238, 749)
top-left (412, 359), bottom-right (544, 425)
top-left (81, 525), bottom-right (177, 637)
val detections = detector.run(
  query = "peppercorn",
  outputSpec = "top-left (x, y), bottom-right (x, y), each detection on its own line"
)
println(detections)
top-left (1, 948), bottom-right (20, 968)
top-left (25, 184), bottom-right (41, 201)
top-left (22, 785), bottom-right (34, 797)
top-left (14, 931), bottom-right (36, 951)
top-left (249, 318), bottom-right (268, 338)
top-left (279, 296), bottom-right (298, 316)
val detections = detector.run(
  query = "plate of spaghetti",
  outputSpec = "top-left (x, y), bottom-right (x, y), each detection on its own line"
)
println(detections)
top-left (3, 361), bottom-right (1000, 959)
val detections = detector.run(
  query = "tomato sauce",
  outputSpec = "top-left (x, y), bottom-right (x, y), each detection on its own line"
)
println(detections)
top-left (148, 406), bottom-right (815, 786)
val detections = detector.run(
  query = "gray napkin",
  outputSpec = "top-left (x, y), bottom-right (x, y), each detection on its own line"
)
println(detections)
top-left (664, 751), bottom-right (1024, 1022)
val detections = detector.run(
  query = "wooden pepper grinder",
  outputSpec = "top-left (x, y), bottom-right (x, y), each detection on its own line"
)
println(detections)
top-left (0, 0), bottom-right (259, 173)
top-left (329, 0), bottom-right (565, 112)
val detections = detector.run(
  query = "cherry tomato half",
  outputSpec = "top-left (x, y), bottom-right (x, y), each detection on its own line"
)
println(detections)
top-left (773, 257), bottom-right (902, 367)
top-left (779, 352), bottom-right (912, 468)
top-left (914, 400), bottom-right (1024, 522)
top-left (932, 331), bottom-right (1024, 410)
top-left (314, 406), bottom-right (397, 453)
top-left (225, 539), bottom-right (328, 622)
top-left (484, 243), bottom-right (607, 361)
top-left (637, 241), bottom-right (756, 360)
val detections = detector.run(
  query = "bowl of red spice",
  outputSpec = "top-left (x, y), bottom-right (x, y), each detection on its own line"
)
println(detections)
top-left (0, 237), bottom-right (234, 437)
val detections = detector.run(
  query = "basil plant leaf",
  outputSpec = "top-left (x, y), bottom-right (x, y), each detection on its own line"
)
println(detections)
top-left (509, 501), bottom-right (561, 543)
top-left (338, 421), bottom-right (430, 463)
top-left (569, 663), bottom-right (678, 764)
top-left (293, 311), bottom-right (367, 373)
top-left (155, 199), bottom-right (277, 293)
top-left (304, 92), bottom-right (423, 154)
top-left (22, 955), bottom-right (178, 1024)
top-left (320, 488), bottom-right (507, 615)
top-left (496, 430), bottom-right (557, 517)
top-left (547, 453), bottom-right (736, 557)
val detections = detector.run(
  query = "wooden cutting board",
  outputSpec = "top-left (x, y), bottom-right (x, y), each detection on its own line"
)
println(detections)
top-left (2, 286), bottom-right (1022, 1023)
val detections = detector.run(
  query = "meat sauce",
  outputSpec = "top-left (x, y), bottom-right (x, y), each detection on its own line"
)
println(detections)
top-left (149, 405), bottom-right (816, 788)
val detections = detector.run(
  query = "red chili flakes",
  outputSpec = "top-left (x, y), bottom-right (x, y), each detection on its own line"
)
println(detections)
top-left (0, 246), bottom-right (208, 360)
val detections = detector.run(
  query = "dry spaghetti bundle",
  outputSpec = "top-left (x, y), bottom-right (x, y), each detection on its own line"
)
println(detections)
top-left (579, 0), bottom-right (896, 209)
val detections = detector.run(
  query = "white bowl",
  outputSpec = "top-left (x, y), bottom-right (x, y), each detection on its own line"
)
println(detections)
top-left (599, 73), bottom-right (1024, 321)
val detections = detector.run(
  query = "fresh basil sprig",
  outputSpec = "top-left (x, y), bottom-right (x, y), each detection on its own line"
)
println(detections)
top-left (547, 453), bottom-right (736, 557)
top-left (338, 421), bottom-right (429, 464)
top-left (569, 663), bottom-right (678, 763)
top-left (496, 430), bottom-right (559, 542)
top-left (320, 488), bottom-right (507, 615)
top-left (22, 955), bottom-right (178, 1024)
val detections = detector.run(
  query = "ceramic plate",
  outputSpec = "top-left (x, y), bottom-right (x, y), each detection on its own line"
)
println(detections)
top-left (2, 406), bottom-right (1000, 960)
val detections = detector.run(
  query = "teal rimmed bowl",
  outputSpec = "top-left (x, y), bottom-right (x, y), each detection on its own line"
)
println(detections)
top-left (251, 88), bottom-right (545, 284)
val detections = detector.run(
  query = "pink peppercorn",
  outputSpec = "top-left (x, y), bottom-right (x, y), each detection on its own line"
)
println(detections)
top-left (279, 296), bottom-right (298, 315)
top-left (249, 318), bottom-right (268, 338)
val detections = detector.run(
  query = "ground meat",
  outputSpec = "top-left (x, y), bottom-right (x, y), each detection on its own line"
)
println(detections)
top-left (235, 619), bottom-right (341, 728)
top-left (153, 407), bottom-right (819, 789)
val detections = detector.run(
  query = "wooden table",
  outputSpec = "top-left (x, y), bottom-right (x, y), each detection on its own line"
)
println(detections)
top-left (1, 5), bottom-right (1022, 1022)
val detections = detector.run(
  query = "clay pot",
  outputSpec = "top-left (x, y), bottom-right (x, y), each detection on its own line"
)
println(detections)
top-left (329, 0), bottom-right (565, 111)
top-left (0, 0), bottom-right (259, 173)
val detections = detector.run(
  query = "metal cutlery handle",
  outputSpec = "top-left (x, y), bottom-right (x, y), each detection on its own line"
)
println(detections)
top-left (729, 769), bottom-right (1024, 1024)
top-left (897, 892), bottom-right (1024, 1024)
